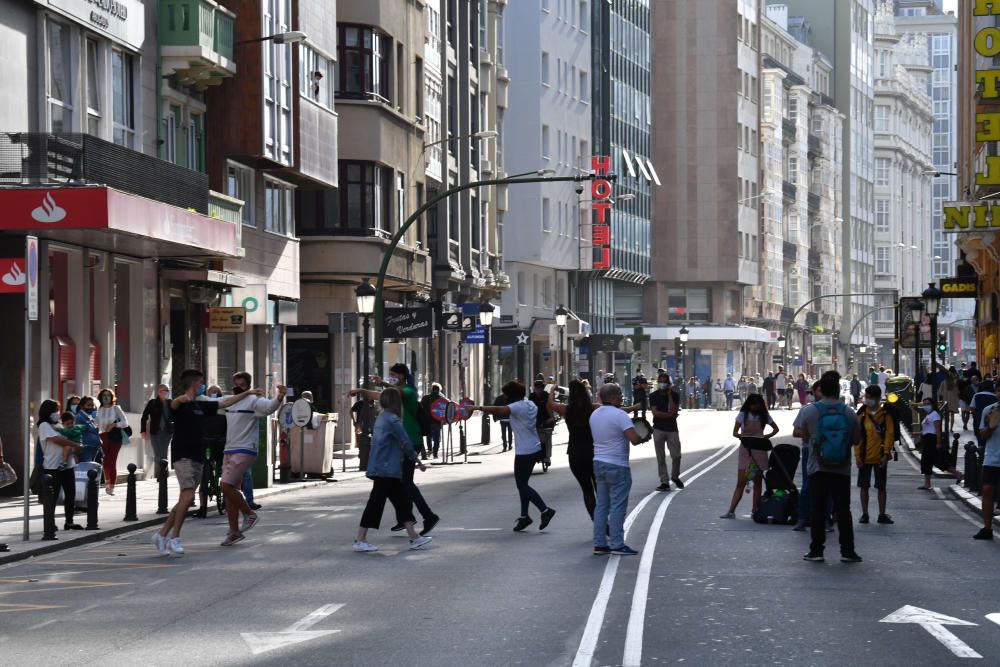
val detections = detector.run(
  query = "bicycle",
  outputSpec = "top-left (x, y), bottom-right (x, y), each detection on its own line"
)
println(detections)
top-left (201, 444), bottom-right (226, 515)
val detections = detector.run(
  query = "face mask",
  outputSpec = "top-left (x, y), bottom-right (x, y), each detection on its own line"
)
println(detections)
top-left (70, 404), bottom-right (78, 414)
top-left (386, 376), bottom-right (400, 386)
top-left (49, 412), bottom-right (60, 423)
top-left (658, 383), bottom-right (669, 390)
top-left (89, 409), bottom-right (97, 418)
top-left (922, 404), bottom-right (933, 413)
top-left (101, 396), bottom-right (112, 405)
top-left (209, 392), bottom-right (221, 398)
top-left (234, 385), bottom-right (247, 394)
top-left (864, 398), bottom-right (877, 408)
top-left (196, 383), bottom-right (207, 396)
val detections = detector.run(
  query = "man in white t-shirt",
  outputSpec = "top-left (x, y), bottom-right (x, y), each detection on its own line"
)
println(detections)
top-left (589, 383), bottom-right (642, 555)
top-left (774, 367), bottom-right (788, 409)
top-left (877, 366), bottom-right (890, 394)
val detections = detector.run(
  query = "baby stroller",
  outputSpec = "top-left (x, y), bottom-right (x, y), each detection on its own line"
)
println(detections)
top-left (752, 443), bottom-right (800, 525)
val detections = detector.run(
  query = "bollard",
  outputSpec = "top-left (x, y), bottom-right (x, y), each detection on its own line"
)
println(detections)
top-left (965, 441), bottom-right (982, 494)
top-left (41, 473), bottom-right (58, 541)
top-left (951, 433), bottom-right (961, 471)
top-left (123, 463), bottom-right (138, 522)
top-left (86, 468), bottom-right (99, 530)
top-left (156, 458), bottom-right (169, 515)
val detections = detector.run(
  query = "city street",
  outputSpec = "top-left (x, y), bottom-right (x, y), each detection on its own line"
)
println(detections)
top-left (3, 409), bottom-right (999, 667)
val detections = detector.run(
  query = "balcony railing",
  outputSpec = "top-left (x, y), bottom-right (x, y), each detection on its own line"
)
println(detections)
top-left (160, 0), bottom-right (236, 88)
top-left (808, 133), bottom-right (821, 157)
top-left (782, 117), bottom-right (797, 140)
top-left (782, 240), bottom-right (797, 261)
top-left (0, 133), bottom-right (209, 213)
top-left (808, 191), bottom-right (820, 213)
top-left (782, 180), bottom-right (797, 200)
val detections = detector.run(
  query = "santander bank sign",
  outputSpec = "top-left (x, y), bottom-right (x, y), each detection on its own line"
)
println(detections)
top-left (0, 187), bottom-right (107, 230)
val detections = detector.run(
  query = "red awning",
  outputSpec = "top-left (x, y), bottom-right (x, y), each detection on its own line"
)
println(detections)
top-left (0, 186), bottom-right (240, 258)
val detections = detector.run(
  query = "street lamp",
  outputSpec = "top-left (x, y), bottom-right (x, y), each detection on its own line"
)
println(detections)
top-left (859, 343), bottom-right (866, 354)
top-left (355, 278), bottom-right (376, 389)
top-left (777, 335), bottom-right (786, 349)
top-left (909, 299), bottom-right (925, 381)
top-left (555, 304), bottom-right (568, 388)
top-left (922, 283), bottom-right (944, 398)
top-left (478, 302), bottom-right (495, 444)
top-left (679, 326), bottom-right (689, 343)
top-left (423, 129), bottom-right (498, 152)
top-left (678, 326), bottom-right (690, 380)
top-left (236, 31), bottom-right (308, 45)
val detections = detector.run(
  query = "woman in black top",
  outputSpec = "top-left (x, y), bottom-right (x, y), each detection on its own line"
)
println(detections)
top-left (548, 380), bottom-right (596, 518)
top-left (140, 384), bottom-right (173, 481)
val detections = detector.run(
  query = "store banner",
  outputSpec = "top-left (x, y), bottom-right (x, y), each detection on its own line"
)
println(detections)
top-left (0, 258), bottom-right (26, 293)
top-left (899, 296), bottom-right (932, 349)
top-left (939, 277), bottom-right (977, 298)
top-left (231, 285), bottom-right (267, 325)
top-left (811, 334), bottom-right (833, 366)
top-left (383, 307), bottom-right (433, 339)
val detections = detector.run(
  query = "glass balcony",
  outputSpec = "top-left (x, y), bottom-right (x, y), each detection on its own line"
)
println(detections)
top-left (159, 0), bottom-right (236, 88)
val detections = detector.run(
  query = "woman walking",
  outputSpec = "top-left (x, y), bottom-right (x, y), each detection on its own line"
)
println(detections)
top-left (795, 374), bottom-right (809, 408)
top-left (939, 370), bottom-right (960, 434)
top-left (918, 396), bottom-right (963, 490)
top-left (74, 396), bottom-right (102, 464)
top-left (548, 380), bottom-right (596, 518)
top-left (721, 393), bottom-right (778, 519)
top-left (96, 388), bottom-right (129, 496)
top-left (474, 381), bottom-right (557, 532)
top-left (141, 384), bottom-right (173, 481)
top-left (353, 388), bottom-right (433, 553)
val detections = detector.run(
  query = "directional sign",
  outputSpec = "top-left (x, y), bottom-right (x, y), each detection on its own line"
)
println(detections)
top-left (879, 605), bottom-right (981, 659)
top-left (241, 603), bottom-right (344, 656)
top-left (442, 312), bottom-right (462, 330)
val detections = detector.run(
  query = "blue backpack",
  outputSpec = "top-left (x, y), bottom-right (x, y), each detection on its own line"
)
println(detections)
top-left (815, 402), bottom-right (851, 466)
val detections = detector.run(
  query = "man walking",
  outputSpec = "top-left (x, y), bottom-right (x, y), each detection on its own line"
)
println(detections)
top-left (152, 369), bottom-right (257, 556)
top-left (350, 391), bottom-right (377, 471)
top-left (763, 372), bottom-right (776, 410)
top-left (218, 373), bottom-right (286, 546)
top-left (590, 383), bottom-right (642, 555)
top-left (973, 383), bottom-right (1000, 540)
top-left (723, 373), bottom-right (736, 410)
top-left (648, 371), bottom-right (683, 492)
top-left (849, 374), bottom-right (863, 409)
top-left (854, 385), bottom-right (895, 525)
top-left (796, 371), bottom-right (863, 563)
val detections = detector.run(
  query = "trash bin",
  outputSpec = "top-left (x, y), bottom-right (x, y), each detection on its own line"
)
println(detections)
top-left (885, 375), bottom-right (913, 437)
top-left (289, 413), bottom-right (337, 478)
top-left (56, 461), bottom-right (102, 509)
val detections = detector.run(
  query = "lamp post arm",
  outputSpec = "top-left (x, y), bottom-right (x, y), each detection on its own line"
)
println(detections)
top-left (846, 306), bottom-right (899, 344)
top-left (374, 174), bottom-right (597, 373)
top-left (781, 292), bottom-right (881, 369)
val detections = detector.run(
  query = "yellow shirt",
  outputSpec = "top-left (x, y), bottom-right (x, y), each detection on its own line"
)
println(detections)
top-left (854, 406), bottom-right (895, 464)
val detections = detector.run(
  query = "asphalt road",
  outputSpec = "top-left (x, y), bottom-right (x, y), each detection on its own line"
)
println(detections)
top-left (2, 410), bottom-right (998, 667)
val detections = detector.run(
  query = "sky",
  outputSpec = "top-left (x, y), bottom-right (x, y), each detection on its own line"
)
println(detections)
top-left (943, 0), bottom-right (957, 14)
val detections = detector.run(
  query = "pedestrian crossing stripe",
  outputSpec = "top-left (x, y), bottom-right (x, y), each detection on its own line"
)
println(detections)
top-left (0, 602), bottom-right (67, 613)
top-left (0, 578), bottom-right (130, 596)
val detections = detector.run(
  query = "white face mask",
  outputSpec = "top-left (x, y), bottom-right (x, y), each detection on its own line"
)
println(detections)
top-left (49, 412), bottom-right (60, 423)
top-left (658, 383), bottom-right (669, 390)
top-left (386, 376), bottom-right (400, 386)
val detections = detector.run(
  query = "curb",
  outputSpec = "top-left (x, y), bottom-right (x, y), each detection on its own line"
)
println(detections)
top-left (898, 427), bottom-right (993, 523)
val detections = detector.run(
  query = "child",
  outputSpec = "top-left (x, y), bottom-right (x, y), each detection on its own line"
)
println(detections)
top-left (56, 412), bottom-right (84, 470)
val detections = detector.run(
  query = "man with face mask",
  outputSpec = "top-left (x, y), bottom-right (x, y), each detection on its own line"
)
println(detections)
top-left (854, 385), bottom-right (895, 525)
top-left (648, 372), bottom-right (683, 492)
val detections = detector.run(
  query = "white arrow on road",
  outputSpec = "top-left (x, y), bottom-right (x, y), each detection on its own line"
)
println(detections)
top-left (879, 605), bottom-right (981, 659)
top-left (241, 603), bottom-right (344, 656)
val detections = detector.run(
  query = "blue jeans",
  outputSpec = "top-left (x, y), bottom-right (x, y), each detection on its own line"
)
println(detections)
top-left (593, 460), bottom-right (632, 549)
top-left (513, 454), bottom-right (546, 516)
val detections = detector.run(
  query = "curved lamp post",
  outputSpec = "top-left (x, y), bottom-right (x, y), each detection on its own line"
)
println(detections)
top-left (555, 304), bottom-right (568, 388)
top-left (355, 278), bottom-right (376, 389)
top-left (922, 283), bottom-right (944, 398)
top-left (478, 302), bottom-right (495, 444)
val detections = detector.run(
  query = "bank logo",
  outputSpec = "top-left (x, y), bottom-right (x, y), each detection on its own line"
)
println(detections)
top-left (31, 192), bottom-right (67, 223)
top-left (1, 260), bottom-right (24, 287)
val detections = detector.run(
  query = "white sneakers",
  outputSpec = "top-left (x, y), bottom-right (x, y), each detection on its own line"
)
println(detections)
top-left (409, 536), bottom-right (433, 550)
top-left (150, 531), bottom-right (168, 557)
top-left (168, 537), bottom-right (184, 556)
top-left (241, 512), bottom-right (259, 533)
top-left (353, 541), bottom-right (378, 553)
top-left (353, 536), bottom-right (434, 552)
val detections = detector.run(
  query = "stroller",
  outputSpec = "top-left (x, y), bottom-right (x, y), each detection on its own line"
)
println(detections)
top-left (752, 443), bottom-right (800, 525)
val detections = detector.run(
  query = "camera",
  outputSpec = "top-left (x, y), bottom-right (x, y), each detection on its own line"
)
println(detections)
top-left (575, 182), bottom-right (584, 195)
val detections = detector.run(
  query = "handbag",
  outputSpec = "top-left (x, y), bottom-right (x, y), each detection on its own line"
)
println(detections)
top-left (0, 438), bottom-right (17, 489)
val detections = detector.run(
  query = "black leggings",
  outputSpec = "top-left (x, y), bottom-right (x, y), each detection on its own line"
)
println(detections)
top-left (42, 468), bottom-right (75, 525)
top-left (360, 477), bottom-right (415, 529)
top-left (568, 451), bottom-right (596, 518)
top-left (401, 458), bottom-right (434, 520)
top-left (920, 433), bottom-right (939, 476)
top-left (514, 454), bottom-right (547, 516)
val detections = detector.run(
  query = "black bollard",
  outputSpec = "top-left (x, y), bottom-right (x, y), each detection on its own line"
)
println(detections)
top-left (41, 473), bottom-right (58, 541)
top-left (86, 468), bottom-right (99, 530)
top-left (123, 463), bottom-right (138, 521)
top-left (156, 458), bottom-right (169, 515)
top-left (965, 441), bottom-right (982, 494)
top-left (951, 433), bottom-right (961, 471)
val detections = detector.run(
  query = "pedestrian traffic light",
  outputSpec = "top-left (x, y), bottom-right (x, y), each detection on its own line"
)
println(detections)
top-left (937, 332), bottom-right (947, 354)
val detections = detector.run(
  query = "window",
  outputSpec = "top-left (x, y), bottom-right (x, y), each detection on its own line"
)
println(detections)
top-left (542, 0), bottom-right (549, 11)
top-left (542, 197), bottom-right (551, 232)
top-left (541, 51), bottom-right (550, 86)
top-left (264, 0), bottom-right (293, 166)
top-left (396, 173), bottom-right (406, 233)
top-left (875, 158), bottom-right (890, 186)
top-left (226, 162), bottom-right (256, 227)
top-left (164, 105), bottom-right (178, 163)
top-left (300, 44), bottom-right (335, 109)
top-left (787, 156), bottom-right (798, 184)
top-left (86, 39), bottom-right (101, 135)
top-left (47, 19), bottom-right (73, 132)
top-left (336, 24), bottom-right (390, 102)
top-left (667, 289), bottom-right (710, 322)
top-left (185, 114), bottom-right (203, 171)
top-left (875, 246), bottom-right (890, 274)
top-left (874, 105), bottom-right (889, 132)
top-left (541, 124), bottom-right (550, 158)
top-left (788, 94), bottom-right (798, 120)
top-left (338, 161), bottom-right (391, 234)
top-left (579, 70), bottom-right (589, 102)
top-left (875, 199), bottom-right (889, 233)
top-left (264, 177), bottom-right (295, 235)
top-left (579, 0), bottom-right (588, 31)
top-left (517, 271), bottom-right (527, 305)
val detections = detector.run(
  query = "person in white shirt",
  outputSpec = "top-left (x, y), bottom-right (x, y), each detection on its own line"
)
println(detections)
top-left (877, 367), bottom-right (890, 394)
top-left (217, 372), bottom-right (286, 546)
top-left (96, 388), bottom-right (130, 496)
top-left (774, 367), bottom-right (788, 410)
top-left (37, 399), bottom-right (83, 530)
top-left (589, 383), bottom-right (642, 555)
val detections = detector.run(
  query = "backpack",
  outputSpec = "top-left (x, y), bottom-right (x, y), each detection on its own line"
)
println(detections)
top-left (814, 402), bottom-right (851, 466)
top-left (417, 394), bottom-right (434, 436)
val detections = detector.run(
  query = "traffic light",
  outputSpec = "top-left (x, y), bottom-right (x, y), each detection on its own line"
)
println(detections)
top-left (937, 331), bottom-right (947, 355)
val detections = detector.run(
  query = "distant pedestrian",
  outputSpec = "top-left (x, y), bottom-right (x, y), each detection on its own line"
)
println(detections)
top-left (973, 384), bottom-right (1000, 540)
top-left (530, 380), bottom-right (556, 468)
top-left (792, 381), bottom-right (824, 531)
top-left (548, 380), bottom-right (596, 518)
top-left (632, 370), bottom-right (649, 419)
top-left (721, 394), bottom-right (778, 519)
top-left (473, 381), bottom-right (556, 532)
top-left (74, 396), bottom-right (102, 464)
top-left (590, 383), bottom-right (642, 555)
top-left (493, 391), bottom-right (512, 452)
top-left (796, 374), bottom-right (809, 408)
top-left (723, 373), bottom-right (736, 410)
top-left (972, 380), bottom-right (998, 444)
top-left (37, 399), bottom-right (83, 531)
top-left (855, 385), bottom-right (895, 525)
top-left (64, 395), bottom-right (81, 416)
top-left (649, 371), bottom-right (683, 492)
top-left (736, 376), bottom-right (748, 402)
top-left (939, 370), bottom-right (960, 434)
top-left (849, 374), bottom-right (862, 408)
top-left (351, 392), bottom-right (377, 471)
top-left (877, 366), bottom-right (889, 395)
top-left (868, 366), bottom-right (878, 387)
top-left (140, 384), bottom-right (173, 482)
top-left (352, 388), bottom-right (433, 553)
top-left (763, 373), bottom-right (776, 410)
top-left (917, 396), bottom-right (963, 490)
top-left (798, 371), bottom-right (863, 564)
top-left (774, 367), bottom-right (788, 410)
top-left (96, 388), bottom-right (129, 496)
top-left (419, 383), bottom-right (445, 459)
top-left (685, 377), bottom-right (698, 410)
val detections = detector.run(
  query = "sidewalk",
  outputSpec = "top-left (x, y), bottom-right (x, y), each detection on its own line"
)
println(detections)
top-left (0, 419), bottom-right (568, 565)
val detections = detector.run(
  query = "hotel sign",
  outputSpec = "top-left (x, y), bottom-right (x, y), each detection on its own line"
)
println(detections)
top-left (943, 1), bottom-right (1000, 232)
top-left (591, 156), bottom-right (612, 270)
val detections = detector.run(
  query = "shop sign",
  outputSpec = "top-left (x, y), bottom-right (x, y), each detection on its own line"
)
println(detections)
top-left (939, 277), bottom-right (978, 297)
top-left (43, 0), bottom-right (145, 50)
top-left (811, 334), bottom-right (833, 366)
top-left (591, 155), bottom-right (613, 270)
top-left (899, 296), bottom-right (933, 349)
top-left (207, 307), bottom-right (247, 333)
top-left (0, 187), bottom-right (108, 230)
top-left (0, 258), bottom-right (27, 294)
top-left (231, 285), bottom-right (267, 325)
top-left (943, 2), bottom-right (1000, 232)
top-left (383, 307), bottom-right (433, 339)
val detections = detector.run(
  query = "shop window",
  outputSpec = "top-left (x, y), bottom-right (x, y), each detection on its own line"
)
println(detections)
top-left (336, 24), bottom-right (390, 102)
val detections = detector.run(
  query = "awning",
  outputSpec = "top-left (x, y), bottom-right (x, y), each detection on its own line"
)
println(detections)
top-left (0, 186), bottom-right (241, 258)
top-left (615, 325), bottom-right (777, 344)
top-left (161, 268), bottom-right (247, 287)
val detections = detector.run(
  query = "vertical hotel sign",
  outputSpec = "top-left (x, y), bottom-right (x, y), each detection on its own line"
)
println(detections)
top-left (944, 0), bottom-right (1000, 232)
top-left (591, 156), bottom-right (613, 269)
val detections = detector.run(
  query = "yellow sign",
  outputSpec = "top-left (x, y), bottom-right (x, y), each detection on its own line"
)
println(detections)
top-left (208, 307), bottom-right (247, 333)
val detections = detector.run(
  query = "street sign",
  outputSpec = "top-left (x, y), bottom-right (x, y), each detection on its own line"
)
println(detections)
top-left (25, 236), bottom-right (38, 321)
top-left (231, 285), bottom-right (267, 325)
top-left (811, 334), bottom-right (833, 365)
top-left (461, 315), bottom-right (476, 331)
top-left (383, 306), bottom-right (433, 338)
top-left (207, 307), bottom-right (247, 333)
top-left (290, 398), bottom-right (313, 427)
top-left (278, 403), bottom-right (295, 431)
top-left (442, 312), bottom-right (462, 330)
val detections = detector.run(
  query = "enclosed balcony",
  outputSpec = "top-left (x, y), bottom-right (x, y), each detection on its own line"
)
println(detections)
top-left (159, 0), bottom-right (236, 89)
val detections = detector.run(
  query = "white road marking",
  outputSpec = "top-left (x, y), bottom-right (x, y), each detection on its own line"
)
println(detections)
top-left (880, 605), bottom-right (981, 659)
top-left (74, 603), bottom-right (100, 614)
top-left (27, 619), bottom-right (57, 631)
top-left (933, 487), bottom-right (982, 527)
top-left (241, 603), bottom-right (345, 656)
top-left (572, 442), bottom-right (739, 667)
top-left (986, 613), bottom-right (1000, 628)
